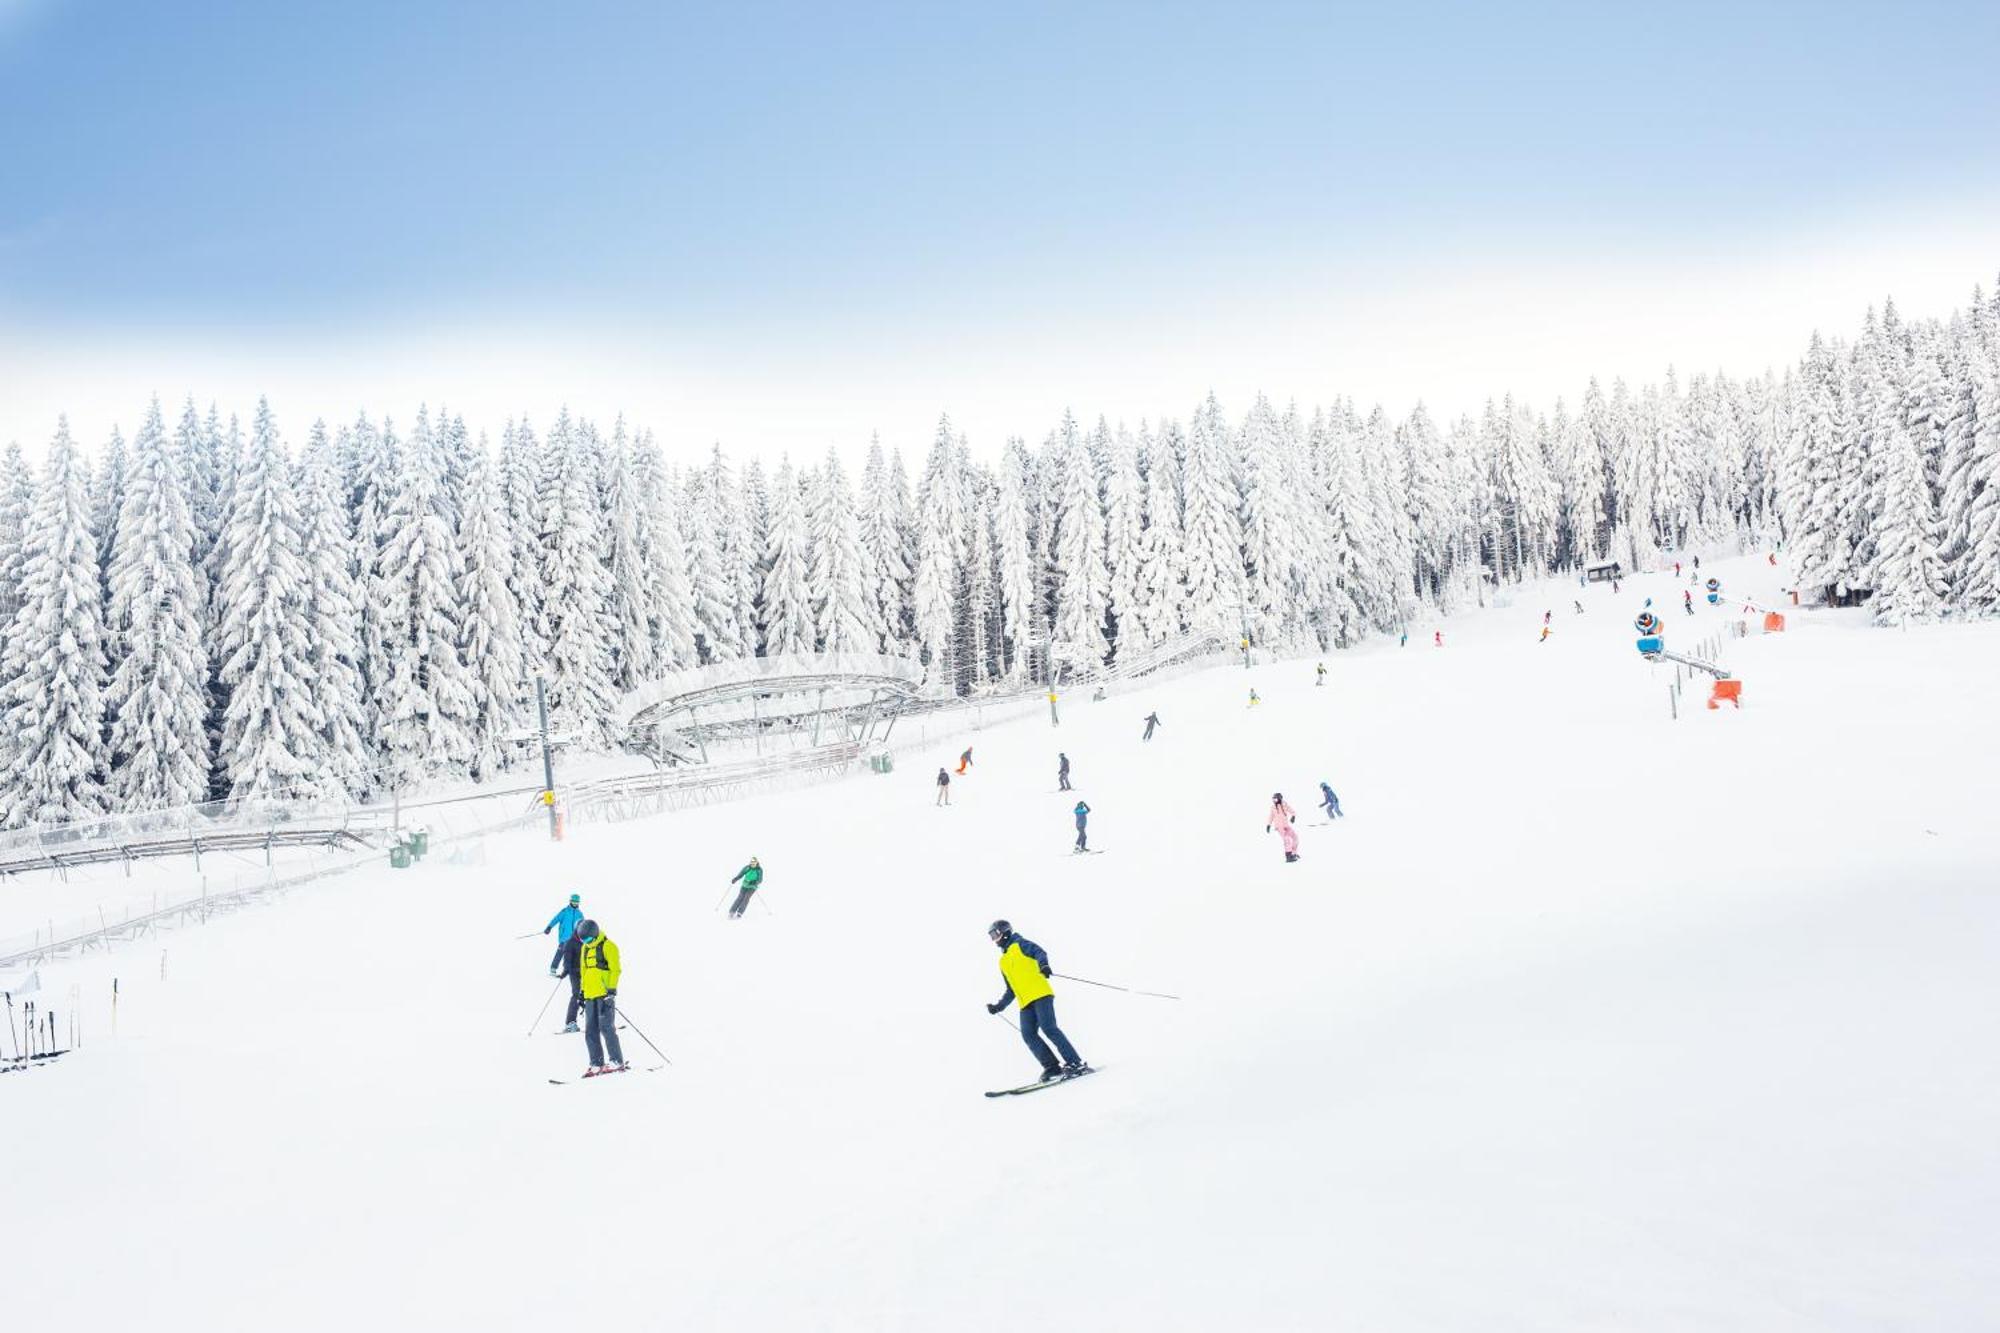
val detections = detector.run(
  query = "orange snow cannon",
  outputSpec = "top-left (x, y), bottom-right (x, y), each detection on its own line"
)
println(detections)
top-left (1708, 679), bottom-right (1743, 709)
top-left (1763, 612), bottom-right (1786, 633)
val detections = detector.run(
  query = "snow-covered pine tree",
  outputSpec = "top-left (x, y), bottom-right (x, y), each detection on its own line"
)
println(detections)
top-left (295, 422), bottom-right (373, 796)
top-left (1870, 388), bottom-right (1949, 625)
top-left (1179, 393), bottom-right (1243, 634)
top-left (857, 436), bottom-right (915, 656)
top-left (912, 418), bottom-right (967, 688)
top-left (807, 446), bottom-right (878, 655)
top-left (213, 399), bottom-right (324, 801)
top-left (957, 461), bottom-right (999, 685)
top-left (738, 456), bottom-right (771, 654)
top-left (1132, 422), bottom-right (1183, 645)
top-left (0, 420), bottom-right (108, 826)
top-left (1957, 347), bottom-right (2000, 614)
top-left (599, 418), bottom-right (657, 690)
top-left (757, 456), bottom-right (814, 656)
top-left (1046, 410), bottom-right (1109, 672)
top-left (1236, 395), bottom-right (1298, 645)
top-left (1101, 424), bottom-right (1144, 661)
top-left (105, 396), bottom-right (211, 810)
top-left (0, 443), bottom-right (36, 674)
top-left (456, 442), bottom-right (525, 780)
top-left (634, 430), bottom-right (698, 672)
top-left (994, 441), bottom-right (1038, 681)
top-left (374, 407), bottom-right (478, 783)
top-left (496, 420), bottom-right (549, 675)
top-left (346, 412), bottom-right (400, 745)
top-left (92, 423), bottom-right (128, 606)
top-left (538, 409), bottom-right (617, 743)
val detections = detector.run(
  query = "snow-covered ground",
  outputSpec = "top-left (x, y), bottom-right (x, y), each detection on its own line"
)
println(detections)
top-left (6, 554), bottom-right (1997, 1331)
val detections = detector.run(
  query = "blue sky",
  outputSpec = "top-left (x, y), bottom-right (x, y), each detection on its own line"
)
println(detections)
top-left (4, 1), bottom-right (1999, 454)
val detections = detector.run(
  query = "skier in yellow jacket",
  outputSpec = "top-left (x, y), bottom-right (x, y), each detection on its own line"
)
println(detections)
top-left (576, 920), bottom-right (626, 1076)
top-left (985, 920), bottom-right (1088, 1082)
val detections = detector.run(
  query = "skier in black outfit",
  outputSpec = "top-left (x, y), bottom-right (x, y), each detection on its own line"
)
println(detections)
top-left (557, 929), bottom-right (585, 1033)
top-left (1057, 753), bottom-right (1072, 791)
top-left (1142, 712), bottom-right (1161, 741)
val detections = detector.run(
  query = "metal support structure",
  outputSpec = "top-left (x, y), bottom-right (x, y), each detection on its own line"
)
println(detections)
top-left (535, 674), bottom-right (558, 841)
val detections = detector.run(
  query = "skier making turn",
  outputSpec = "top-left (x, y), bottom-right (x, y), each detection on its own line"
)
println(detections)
top-left (1142, 712), bottom-right (1161, 741)
top-left (1319, 782), bottom-right (1342, 819)
top-left (984, 920), bottom-right (1089, 1082)
top-left (726, 857), bottom-right (763, 919)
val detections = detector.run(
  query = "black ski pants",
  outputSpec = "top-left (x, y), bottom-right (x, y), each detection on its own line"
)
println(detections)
top-left (729, 886), bottom-right (756, 917)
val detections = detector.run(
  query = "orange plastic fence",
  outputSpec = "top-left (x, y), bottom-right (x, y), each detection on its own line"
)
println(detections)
top-left (1708, 679), bottom-right (1743, 709)
top-left (1763, 612), bottom-right (1786, 632)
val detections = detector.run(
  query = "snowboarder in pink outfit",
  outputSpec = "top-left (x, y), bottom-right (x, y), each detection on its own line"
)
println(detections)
top-left (1267, 793), bottom-right (1300, 863)
top-left (1434, 629), bottom-right (1443, 648)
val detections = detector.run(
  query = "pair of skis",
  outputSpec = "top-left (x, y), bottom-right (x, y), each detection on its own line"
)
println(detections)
top-left (548, 1064), bottom-right (664, 1085)
top-left (985, 1065), bottom-right (1099, 1098)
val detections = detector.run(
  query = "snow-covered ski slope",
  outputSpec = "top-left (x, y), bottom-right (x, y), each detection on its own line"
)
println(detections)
top-left (7, 554), bottom-right (1998, 1332)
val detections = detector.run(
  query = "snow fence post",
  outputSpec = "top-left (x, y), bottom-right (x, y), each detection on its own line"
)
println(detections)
top-left (1669, 683), bottom-right (1677, 721)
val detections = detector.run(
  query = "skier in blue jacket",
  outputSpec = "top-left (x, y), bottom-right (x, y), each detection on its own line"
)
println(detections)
top-left (1319, 782), bottom-right (1343, 819)
top-left (544, 894), bottom-right (583, 974)
top-left (1072, 801), bottom-right (1091, 852)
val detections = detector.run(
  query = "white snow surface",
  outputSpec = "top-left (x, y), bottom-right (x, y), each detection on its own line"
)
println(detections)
top-left (5, 555), bottom-right (1998, 1331)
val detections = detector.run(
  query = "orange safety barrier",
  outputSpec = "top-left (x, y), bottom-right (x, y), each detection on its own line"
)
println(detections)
top-left (1708, 679), bottom-right (1743, 710)
top-left (1763, 612), bottom-right (1786, 632)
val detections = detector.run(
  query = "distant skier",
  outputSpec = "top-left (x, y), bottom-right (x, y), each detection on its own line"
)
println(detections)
top-left (936, 767), bottom-right (952, 806)
top-left (1248, 687), bottom-right (1261, 708)
top-left (1572, 600), bottom-right (1584, 614)
top-left (1675, 560), bottom-right (1682, 578)
top-left (1683, 589), bottom-right (1693, 615)
top-left (957, 746), bottom-right (973, 775)
top-left (1539, 625), bottom-right (1551, 642)
top-left (1319, 782), bottom-right (1342, 819)
top-left (1267, 793), bottom-right (1300, 863)
top-left (1399, 630), bottom-right (1408, 647)
top-left (1612, 578), bottom-right (1621, 594)
top-left (1057, 753), bottom-right (1072, 791)
top-left (1315, 662), bottom-right (1327, 687)
top-left (1142, 712), bottom-right (1161, 741)
top-left (984, 920), bottom-right (1088, 1082)
top-left (1072, 800), bottom-right (1091, 852)
top-left (726, 857), bottom-right (763, 919)
top-left (1434, 630), bottom-right (1443, 648)
top-left (1693, 555), bottom-right (1701, 572)
top-left (1542, 610), bottom-right (1551, 626)
top-left (576, 920), bottom-right (626, 1076)
top-left (543, 893), bottom-right (583, 975)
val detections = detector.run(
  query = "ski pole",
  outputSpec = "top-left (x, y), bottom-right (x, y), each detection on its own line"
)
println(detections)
top-left (1051, 972), bottom-right (1181, 1001)
top-left (612, 1005), bottom-right (673, 1064)
top-left (513, 932), bottom-right (541, 941)
top-left (756, 890), bottom-right (774, 917)
top-left (714, 886), bottom-right (733, 912)
top-left (4, 992), bottom-right (16, 1059)
top-left (526, 978), bottom-right (563, 1036)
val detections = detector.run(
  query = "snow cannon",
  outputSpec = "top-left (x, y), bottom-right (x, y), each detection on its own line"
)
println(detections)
top-left (1633, 611), bottom-right (1664, 659)
top-left (1705, 577), bottom-right (1722, 606)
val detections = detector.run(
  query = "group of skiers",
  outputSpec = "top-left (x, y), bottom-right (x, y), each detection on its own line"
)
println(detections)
top-left (542, 896), bottom-right (626, 1076)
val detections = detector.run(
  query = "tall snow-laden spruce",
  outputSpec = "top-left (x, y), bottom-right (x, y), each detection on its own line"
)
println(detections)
top-left (1179, 393), bottom-right (1242, 634)
top-left (807, 446), bottom-right (878, 655)
top-left (1131, 422), bottom-right (1183, 646)
top-left (296, 423), bottom-right (373, 796)
top-left (376, 407), bottom-right (477, 782)
top-left (347, 412), bottom-right (400, 747)
top-left (538, 409), bottom-right (617, 744)
top-left (214, 399), bottom-right (323, 801)
top-left (0, 419), bottom-right (108, 826)
top-left (498, 421), bottom-right (550, 674)
top-left (994, 441), bottom-right (1037, 681)
top-left (758, 457), bottom-right (814, 656)
top-left (912, 418), bottom-right (966, 688)
top-left (105, 397), bottom-right (211, 810)
top-left (600, 418), bottom-right (657, 689)
top-left (634, 431), bottom-right (698, 672)
top-left (1047, 410), bottom-right (1108, 672)
top-left (858, 436), bottom-right (914, 655)
top-left (688, 445), bottom-right (746, 662)
top-left (0, 441), bottom-right (40, 664)
top-left (1101, 424), bottom-right (1145, 660)
top-left (457, 441), bottom-right (525, 780)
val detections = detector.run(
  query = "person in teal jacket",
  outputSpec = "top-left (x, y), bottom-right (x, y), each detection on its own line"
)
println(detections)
top-left (727, 857), bottom-right (764, 919)
top-left (544, 894), bottom-right (583, 974)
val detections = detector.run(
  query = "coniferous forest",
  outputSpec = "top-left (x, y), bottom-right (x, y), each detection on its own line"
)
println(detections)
top-left (3, 283), bottom-right (1997, 826)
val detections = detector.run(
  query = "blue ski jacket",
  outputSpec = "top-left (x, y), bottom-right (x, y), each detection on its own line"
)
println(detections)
top-left (546, 904), bottom-right (584, 941)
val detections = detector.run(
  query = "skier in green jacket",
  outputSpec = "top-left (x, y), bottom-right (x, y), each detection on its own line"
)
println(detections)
top-left (727, 857), bottom-right (764, 919)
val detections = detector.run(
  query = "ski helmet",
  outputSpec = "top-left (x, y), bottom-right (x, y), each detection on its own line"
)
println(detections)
top-left (579, 919), bottom-right (600, 940)
top-left (988, 919), bottom-right (1012, 944)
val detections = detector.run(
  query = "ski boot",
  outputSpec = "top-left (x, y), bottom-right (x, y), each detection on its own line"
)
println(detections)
top-left (562, 1022), bottom-right (580, 1033)
top-left (582, 1065), bottom-right (608, 1078)
top-left (1062, 1061), bottom-right (1090, 1078)
top-left (1037, 1065), bottom-right (1065, 1083)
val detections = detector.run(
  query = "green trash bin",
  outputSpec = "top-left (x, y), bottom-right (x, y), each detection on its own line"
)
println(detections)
top-left (410, 829), bottom-right (430, 858)
top-left (390, 842), bottom-right (412, 869)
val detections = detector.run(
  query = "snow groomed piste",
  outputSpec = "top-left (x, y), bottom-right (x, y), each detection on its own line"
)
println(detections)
top-left (5, 552), bottom-right (1999, 1332)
